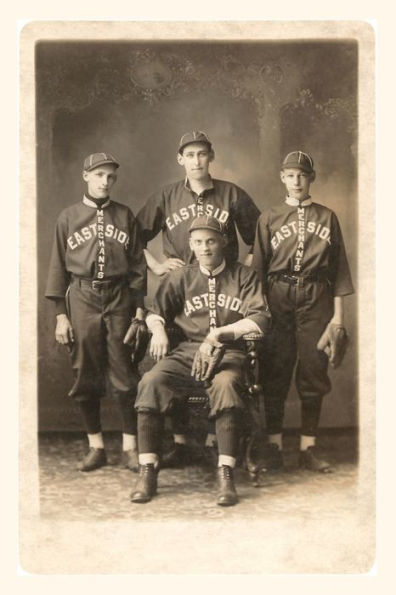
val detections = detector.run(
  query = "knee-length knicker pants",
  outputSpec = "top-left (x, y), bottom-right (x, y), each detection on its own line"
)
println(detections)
top-left (67, 278), bottom-right (139, 403)
top-left (135, 342), bottom-right (246, 417)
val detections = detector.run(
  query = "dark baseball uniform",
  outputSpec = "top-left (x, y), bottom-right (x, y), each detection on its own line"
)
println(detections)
top-left (137, 177), bottom-right (261, 263)
top-left (45, 195), bottom-right (147, 403)
top-left (252, 197), bottom-right (354, 434)
top-left (135, 260), bottom-right (271, 417)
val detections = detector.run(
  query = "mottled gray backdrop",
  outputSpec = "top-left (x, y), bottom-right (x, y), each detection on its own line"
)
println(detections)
top-left (36, 40), bottom-right (358, 431)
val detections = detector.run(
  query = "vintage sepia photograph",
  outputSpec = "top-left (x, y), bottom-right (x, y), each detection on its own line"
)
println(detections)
top-left (19, 20), bottom-right (375, 574)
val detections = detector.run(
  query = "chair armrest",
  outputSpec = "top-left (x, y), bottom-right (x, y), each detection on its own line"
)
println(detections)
top-left (242, 331), bottom-right (265, 342)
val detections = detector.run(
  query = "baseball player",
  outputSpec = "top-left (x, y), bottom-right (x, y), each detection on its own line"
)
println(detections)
top-left (137, 131), bottom-right (261, 465)
top-left (45, 152), bottom-right (147, 472)
top-left (130, 215), bottom-right (271, 506)
top-left (252, 150), bottom-right (354, 472)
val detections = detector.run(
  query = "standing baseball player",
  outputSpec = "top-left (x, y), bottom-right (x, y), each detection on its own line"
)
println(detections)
top-left (130, 215), bottom-right (270, 506)
top-left (137, 131), bottom-right (261, 466)
top-left (45, 152), bottom-right (147, 472)
top-left (253, 151), bottom-right (354, 472)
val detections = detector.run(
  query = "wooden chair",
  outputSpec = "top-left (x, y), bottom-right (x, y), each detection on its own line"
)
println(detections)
top-left (163, 327), bottom-right (268, 482)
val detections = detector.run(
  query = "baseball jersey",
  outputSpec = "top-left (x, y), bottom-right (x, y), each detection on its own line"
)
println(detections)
top-left (137, 178), bottom-right (261, 263)
top-left (45, 196), bottom-right (146, 299)
top-left (252, 198), bottom-right (354, 296)
top-left (147, 260), bottom-right (271, 345)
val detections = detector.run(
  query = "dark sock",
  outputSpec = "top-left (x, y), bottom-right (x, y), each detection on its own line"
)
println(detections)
top-left (207, 417), bottom-right (216, 436)
top-left (137, 411), bottom-right (163, 453)
top-left (79, 399), bottom-right (101, 435)
top-left (264, 393), bottom-right (285, 435)
top-left (169, 399), bottom-right (189, 435)
top-left (116, 392), bottom-right (137, 435)
top-left (301, 396), bottom-right (323, 436)
top-left (215, 409), bottom-right (240, 458)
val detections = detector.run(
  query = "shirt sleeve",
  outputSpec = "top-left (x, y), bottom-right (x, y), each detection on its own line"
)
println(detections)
top-left (252, 213), bottom-right (272, 291)
top-left (221, 318), bottom-right (262, 340)
top-left (45, 212), bottom-right (70, 299)
top-left (147, 269), bottom-right (185, 323)
top-left (238, 267), bottom-right (272, 334)
top-left (136, 188), bottom-right (166, 247)
top-left (126, 209), bottom-right (147, 298)
top-left (231, 185), bottom-right (261, 251)
top-left (329, 213), bottom-right (354, 297)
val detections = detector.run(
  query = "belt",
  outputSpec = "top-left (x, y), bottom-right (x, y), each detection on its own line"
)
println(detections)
top-left (71, 275), bottom-right (125, 290)
top-left (270, 272), bottom-right (329, 287)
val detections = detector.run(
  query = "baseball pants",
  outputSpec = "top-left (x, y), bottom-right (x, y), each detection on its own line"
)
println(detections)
top-left (67, 277), bottom-right (139, 409)
top-left (135, 341), bottom-right (246, 417)
top-left (262, 278), bottom-right (333, 436)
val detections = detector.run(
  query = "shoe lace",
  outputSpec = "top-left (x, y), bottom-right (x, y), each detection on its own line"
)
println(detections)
top-left (220, 465), bottom-right (232, 479)
top-left (141, 463), bottom-right (154, 475)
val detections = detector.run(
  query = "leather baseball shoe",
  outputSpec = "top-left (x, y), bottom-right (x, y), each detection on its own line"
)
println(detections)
top-left (265, 443), bottom-right (284, 471)
top-left (299, 446), bottom-right (333, 473)
top-left (161, 443), bottom-right (190, 468)
top-left (77, 447), bottom-right (107, 472)
top-left (122, 448), bottom-right (139, 472)
top-left (130, 464), bottom-right (158, 503)
top-left (217, 465), bottom-right (238, 506)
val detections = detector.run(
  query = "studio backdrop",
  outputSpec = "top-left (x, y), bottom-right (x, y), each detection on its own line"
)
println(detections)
top-left (36, 40), bottom-right (358, 431)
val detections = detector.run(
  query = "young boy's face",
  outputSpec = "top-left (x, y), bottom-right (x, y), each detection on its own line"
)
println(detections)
top-left (177, 142), bottom-right (213, 182)
top-left (280, 167), bottom-right (314, 201)
top-left (189, 228), bottom-right (226, 271)
top-left (82, 164), bottom-right (118, 199)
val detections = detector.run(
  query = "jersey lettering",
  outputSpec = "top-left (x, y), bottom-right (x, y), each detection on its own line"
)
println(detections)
top-left (165, 203), bottom-right (230, 231)
top-left (81, 227), bottom-right (92, 240)
top-left (270, 218), bottom-right (332, 253)
top-left (67, 223), bottom-right (129, 250)
top-left (183, 292), bottom-right (242, 317)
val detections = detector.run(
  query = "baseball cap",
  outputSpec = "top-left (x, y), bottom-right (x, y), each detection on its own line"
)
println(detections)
top-left (281, 151), bottom-right (314, 173)
top-left (83, 152), bottom-right (120, 171)
top-left (189, 215), bottom-right (224, 235)
top-left (178, 131), bottom-right (212, 154)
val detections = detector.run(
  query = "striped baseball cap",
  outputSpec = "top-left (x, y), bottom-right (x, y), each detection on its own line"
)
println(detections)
top-left (281, 151), bottom-right (314, 173)
top-left (178, 131), bottom-right (212, 154)
top-left (189, 215), bottom-right (224, 235)
top-left (83, 152), bottom-right (120, 171)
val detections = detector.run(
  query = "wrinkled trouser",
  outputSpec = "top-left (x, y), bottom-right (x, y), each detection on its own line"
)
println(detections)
top-left (262, 278), bottom-right (333, 436)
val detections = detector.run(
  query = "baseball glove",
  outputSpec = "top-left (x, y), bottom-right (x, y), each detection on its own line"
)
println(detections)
top-left (123, 318), bottom-right (150, 364)
top-left (191, 337), bottom-right (226, 382)
top-left (317, 322), bottom-right (349, 368)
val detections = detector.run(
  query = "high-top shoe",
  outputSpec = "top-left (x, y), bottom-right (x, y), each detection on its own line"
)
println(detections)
top-left (130, 464), bottom-right (158, 503)
top-left (216, 465), bottom-right (238, 506)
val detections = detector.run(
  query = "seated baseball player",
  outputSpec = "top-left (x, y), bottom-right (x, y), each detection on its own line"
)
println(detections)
top-left (131, 215), bottom-right (271, 506)
top-left (45, 152), bottom-right (147, 473)
top-left (137, 131), bottom-right (261, 467)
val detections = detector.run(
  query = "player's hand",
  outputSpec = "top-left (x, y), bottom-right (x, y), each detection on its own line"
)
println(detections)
top-left (149, 326), bottom-right (170, 361)
top-left (153, 258), bottom-right (185, 276)
top-left (317, 322), bottom-right (348, 368)
top-left (55, 314), bottom-right (74, 347)
top-left (191, 337), bottom-right (226, 382)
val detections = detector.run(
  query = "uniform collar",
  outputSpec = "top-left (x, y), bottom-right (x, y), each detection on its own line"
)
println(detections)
top-left (285, 195), bottom-right (312, 207)
top-left (184, 176), bottom-right (215, 197)
top-left (83, 195), bottom-right (111, 209)
top-left (199, 259), bottom-right (226, 277)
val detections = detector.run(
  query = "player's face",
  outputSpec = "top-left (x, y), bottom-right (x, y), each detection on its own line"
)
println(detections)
top-left (83, 164), bottom-right (118, 199)
top-left (280, 168), bottom-right (314, 201)
top-left (189, 229), bottom-right (226, 270)
top-left (177, 143), bottom-right (213, 181)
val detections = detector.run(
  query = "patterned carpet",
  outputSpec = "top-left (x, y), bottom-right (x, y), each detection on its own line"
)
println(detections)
top-left (39, 429), bottom-right (358, 521)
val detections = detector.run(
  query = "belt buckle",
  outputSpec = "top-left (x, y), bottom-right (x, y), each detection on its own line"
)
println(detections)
top-left (291, 275), bottom-right (303, 287)
top-left (91, 280), bottom-right (102, 290)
